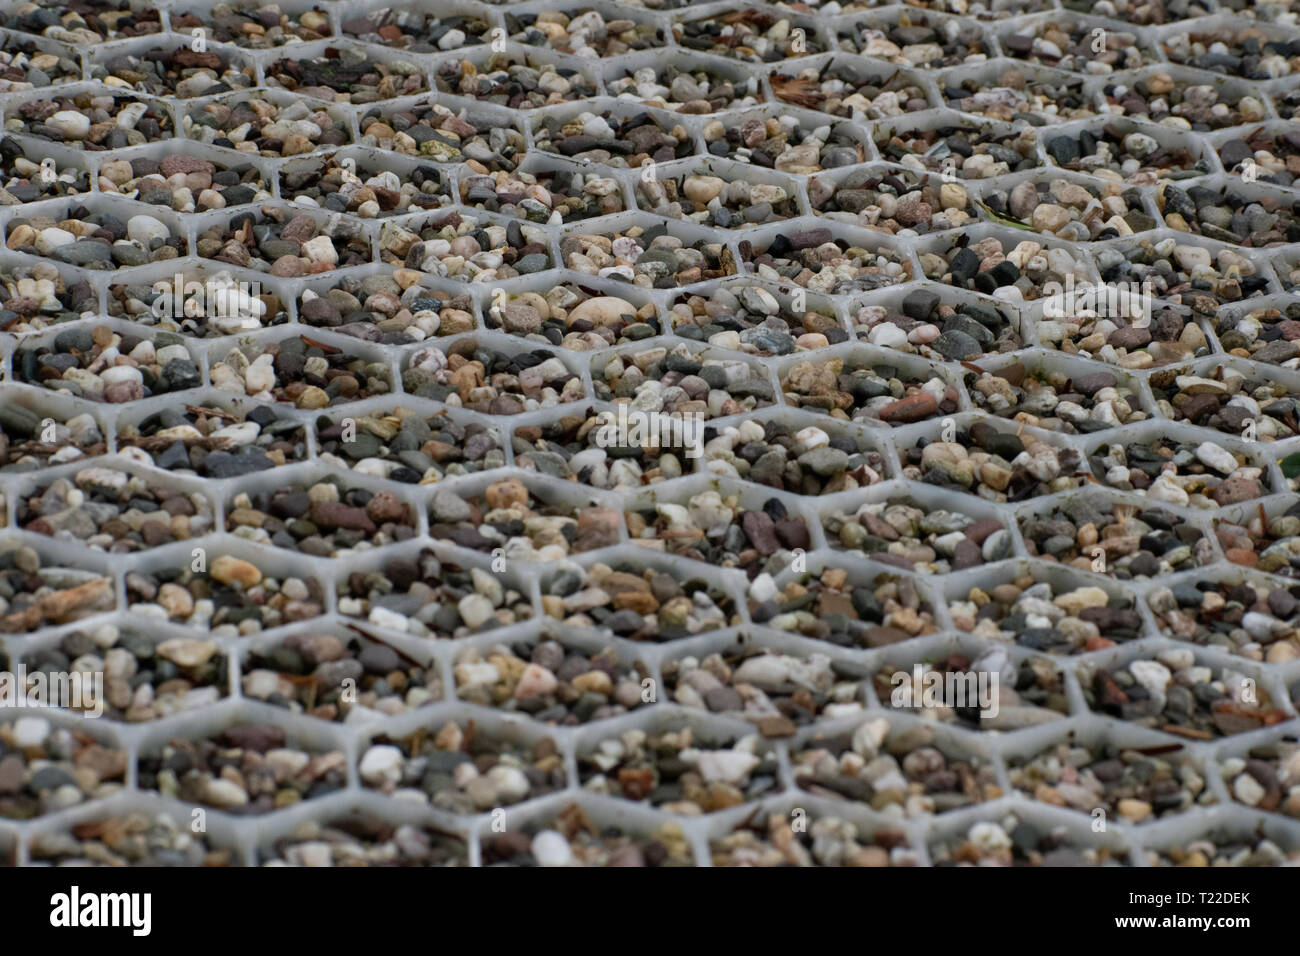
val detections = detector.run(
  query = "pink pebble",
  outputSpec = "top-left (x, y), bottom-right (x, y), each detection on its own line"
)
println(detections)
top-left (909, 324), bottom-right (940, 344)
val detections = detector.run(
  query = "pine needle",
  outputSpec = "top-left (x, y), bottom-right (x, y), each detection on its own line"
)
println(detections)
top-left (975, 198), bottom-right (1037, 231)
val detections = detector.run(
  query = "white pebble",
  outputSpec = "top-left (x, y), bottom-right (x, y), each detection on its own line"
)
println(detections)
top-left (531, 830), bottom-right (574, 866)
top-left (48, 110), bottom-right (90, 139)
top-left (359, 745), bottom-right (404, 785)
top-left (11, 716), bottom-right (50, 748)
top-left (127, 215), bottom-right (169, 246)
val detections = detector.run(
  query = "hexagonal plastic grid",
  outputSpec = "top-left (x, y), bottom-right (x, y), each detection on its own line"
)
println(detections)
top-left (0, 0), bottom-right (1299, 869)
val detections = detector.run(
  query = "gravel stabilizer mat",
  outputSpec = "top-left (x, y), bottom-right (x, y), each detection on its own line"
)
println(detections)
top-left (0, 0), bottom-right (1299, 868)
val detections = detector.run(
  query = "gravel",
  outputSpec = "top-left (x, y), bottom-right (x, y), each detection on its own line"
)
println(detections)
top-left (1157, 181), bottom-right (1300, 247)
top-left (9, 92), bottom-right (174, 146)
top-left (0, 717), bottom-right (126, 818)
top-left (211, 333), bottom-right (392, 407)
top-left (337, 549), bottom-right (533, 639)
top-left (489, 283), bottom-right (658, 348)
top-left (1047, 122), bottom-right (1214, 185)
top-left (677, 10), bottom-right (825, 62)
top-left (1162, 23), bottom-right (1300, 78)
top-left (117, 399), bottom-right (309, 476)
top-left (1021, 500), bottom-right (1210, 577)
top-left (1146, 831), bottom-right (1300, 866)
top-left (706, 416), bottom-right (888, 493)
top-left (125, 554), bottom-right (326, 634)
top-left (31, 810), bottom-right (237, 866)
top-left (3, 0), bottom-right (1299, 869)
top-left (562, 226), bottom-right (734, 288)
top-left (16, 325), bottom-right (202, 403)
top-left (983, 176), bottom-right (1154, 241)
top-left (342, 8), bottom-right (490, 52)
top-left (875, 650), bottom-right (1070, 729)
top-left (636, 166), bottom-right (799, 228)
top-left (930, 811), bottom-right (1130, 865)
top-left (1080, 651), bottom-right (1287, 738)
top-left (608, 62), bottom-right (762, 113)
top-left (316, 404), bottom-right (505, 481)
top-left (1, 1), bottom-right (162, 41)
top-left (823, 497), bottom-right (1007, 572)
top-left (1100, 73), bottom-right (1267, 130)
top-left (1087, 434), bottom-right (1269, 507)
top-left (0, 544), bottom-right (115, 632)
top-left (432, 52), bottom-right (599, 109)
top-left (542, 559), bottom-right (739, 639)
top-left (899, 420), bottom-right (1089, 502)
top-left (742, 226), bottom-right (915, 293)
top-left (360, 720), bottom-right (564, 811)
top-left (509, 10), bottom-right (666, 57)
top-left (793, 717), bottom-right (999, 815)
top-left (780, 352), bottom-right (959, 426)
top-left (940, 66), bottom-right (1096, 124)
top-left (752, 566), bottom-right (938, 647)
top-left (593, 342), bottom-right (775, 418)
top-left (21, 466), bottom-right (213, 550)
top-left (9, 205), bottom-right (186, 270)
top-left (704, 110), bottom-right (867, 171)
top-left (627, 488), bottom-right (811, 577)
top-left (1216, 502), bottom-right (1300, 575)
top-left (918, 232), bottom-right (1090, 304)
top-left (1150, 361), bottom-right (1300, 441)
top-left (578, 720), bottom-right (779, 811)
top-left (999, 18), bottom-right (1158, 73)
top-left (299, 273), bottom-right (472, 343)
top-left (200, 206), bottom-right (371, 276)
top-left (712, 809), bottom-right (916, 866)
top-left (1219, 737), bottom-right (1300, 818)
top-left (533, 109), bottom-right (694, 167)
top-left (770, 58), bottom-right (931, 119)
top-left (283, 155), bottom-right (451, 219)
top-left (226, 477), bottom-right (418, 556)
top-left (358, 102), bottom-right (525, 167)
top-left (1147, 575), bottom-right (1300, 663)
top-left (244, 629), bottom-right (442, 720)
top-left (91, 45), bottom-right (257, 98)
top-left (139, 723), bottom-right (347, 814)
top-left (27, 623), bottom-right (226, 721)
top-left (173, 2), bottom-right (332, 49)
top-left (834, 10), bottom-right (990, 66)
top-left (454, 636), bottom-right (649, 724)
top-left (264, 813), bottom-right (467, 866)
top-left (265, 46), bottom-right (429, 103)
top-left (463, 165), bottom-right (623, 224)
top-left (1009, 739), bottom-right (1211, 821)
top-left (964, 360), bottom-right (1146, 431)
top-left (482, 803), bottom-right (691, 866)
top-left (851, 293), bottom-right (1023, 359)
top-left (949, 570), bottom-right (1143, 655)
top-left (811, 166), bottom-right (978, 234)
top-left (0, 143), bottom-right (88, 202)
top-left (664, 639), bottom-right (870, 729)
